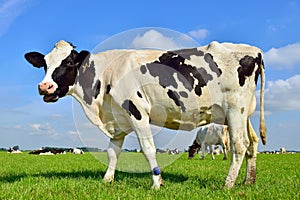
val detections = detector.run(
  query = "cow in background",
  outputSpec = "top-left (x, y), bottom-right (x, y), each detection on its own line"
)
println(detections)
top-left (29, 148), bottom-right (66, 155)
top-left (7, 146), bottom-right (22, 153)
top-left (188, 123), bottom-right (229, 160)
top-left (213, 145), bottom-right (223, 155)
top-left (70, 148), bottom-right (84, 154)
top-left (280, 147), bottom-right (286, 154)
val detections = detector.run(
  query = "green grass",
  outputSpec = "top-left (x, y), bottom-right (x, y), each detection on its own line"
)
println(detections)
top-left (0, 152), bottom-right (299, 200)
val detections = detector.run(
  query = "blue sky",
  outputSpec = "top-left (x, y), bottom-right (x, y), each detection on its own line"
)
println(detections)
top-left (0, 0), bottom-right (300, 151)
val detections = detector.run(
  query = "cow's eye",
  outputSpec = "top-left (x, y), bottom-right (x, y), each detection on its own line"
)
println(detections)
top-left (64, 61), bottom-right (73, 66)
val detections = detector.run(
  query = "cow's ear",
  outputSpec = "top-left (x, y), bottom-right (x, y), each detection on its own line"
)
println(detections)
top-left (75, 50), bottom-right (90, 68)
top-left (24, 52), bottom-right (46, 68)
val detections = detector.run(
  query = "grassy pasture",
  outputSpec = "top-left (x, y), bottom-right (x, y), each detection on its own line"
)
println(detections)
top-left (0, 151), bottom-right (299, 200)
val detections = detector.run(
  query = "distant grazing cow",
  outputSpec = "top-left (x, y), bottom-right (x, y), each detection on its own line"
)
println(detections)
top-left (39, 151), bottom-right (54, 155)
top-left (280, 147), bottom-right (286, 154)
top-left (156, 149), bottom-right (167, 154)
top-left (29, 148), bottom-right (50, 155)
top-left (53, 149), bottom-right (66, 154)
top-left (29, 148), bottom-right (65, 155)
top-left (70, 148), bottom-right (84, 154)
top-left (25, 40), bottom-right (266, 189)
top-left (213, 145), bottom-right (223, 155)
top-left (167, 148), bottom-right (179, 155)
top-left (7, 147), bottom-right (22, 154)
top-left (188, 123), bottom-right (229, 160)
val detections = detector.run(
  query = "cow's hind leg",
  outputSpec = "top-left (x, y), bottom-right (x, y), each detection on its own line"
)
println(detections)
top-left (225, 110), bottom-right (249, 189)
top-left (201, 143), bottom-right (206, 160)
top-left (244, 120), bottom-right (259, 185)
top-left (222, 143), bottom-right (228, 160)
top-left (210, 145), bottom-right (215, 160)
top-left (103, 135), bottom-right (125, 183)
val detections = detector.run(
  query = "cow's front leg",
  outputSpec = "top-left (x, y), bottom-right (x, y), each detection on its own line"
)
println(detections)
top-left (103, 136), bottom-right (125, 183)
top-left (134, 121), bottom-right (163, 189)
top-left (140, 134), bottom-right (163, 189)
top-left (244, 119), bottom-right (259, 185)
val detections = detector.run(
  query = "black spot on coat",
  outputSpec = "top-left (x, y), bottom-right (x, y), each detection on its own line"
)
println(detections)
top-left (137, 91), bottom-right (143, 98)
top-left (76, 57), bottom-right (100, 105)
top-left (167, 89), bottom-right (186, 112)
top-left (140, 65), bottom-right (147, 74)
top-left (106, 84), bottom-right (111, 94)
top-left (52, 50), bottom-right (79, 98)
top-left (141, 50), bottom-right (213, 96)
top-left (179, 91), bottom-right (188, 98)
top-left (204, 53), bottom-right (222, 77)
top-left (94, 80), bottom-right (101, 99)
top-left (237, 54), bottom-right (261, 87)
top-left (172, 48), bottom-right (204, 60)
top-left (122, 100), bottom-right (142, 120)
top-left (254, 53), bottom-right (263, 85)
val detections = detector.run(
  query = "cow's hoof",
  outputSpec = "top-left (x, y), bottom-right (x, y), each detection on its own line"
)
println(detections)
top-left (224, 180), bottom-right (235, 189)
top-left (243, 177), bottom-right (256, 185)
top-left (102, 176), bottom-right (114, 183)
top-left (151, 175), bottom-right (164, 189)
top-left (102, 179), bottom-right (113, 184)
top-left (151, 184), bottom-right (160, 190)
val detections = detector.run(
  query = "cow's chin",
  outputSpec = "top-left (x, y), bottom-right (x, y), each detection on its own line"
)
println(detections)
top-left (43, 94), bottom-right (59, 103)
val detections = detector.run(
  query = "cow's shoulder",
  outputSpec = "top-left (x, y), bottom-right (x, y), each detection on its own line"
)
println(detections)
top-left (99, 49), bottom-right (163, 82)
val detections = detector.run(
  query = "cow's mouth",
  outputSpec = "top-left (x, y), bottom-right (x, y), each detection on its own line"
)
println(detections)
top-left (43, 94), bottom-right (59, 102)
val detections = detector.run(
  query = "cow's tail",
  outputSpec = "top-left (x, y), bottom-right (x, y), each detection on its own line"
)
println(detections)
top-left (259, 54), bottom-right (267, 145)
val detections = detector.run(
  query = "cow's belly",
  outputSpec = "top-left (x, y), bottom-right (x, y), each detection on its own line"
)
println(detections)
top-left (148, 92), bottom-right (224, 131)
top-left (149, 108), bottom-right (200, 131)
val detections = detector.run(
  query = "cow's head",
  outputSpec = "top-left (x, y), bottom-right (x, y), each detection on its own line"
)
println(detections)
top-left (25, 40), bottom-right (89, 102)
top-left (188, 140), bottom-right (201, 159)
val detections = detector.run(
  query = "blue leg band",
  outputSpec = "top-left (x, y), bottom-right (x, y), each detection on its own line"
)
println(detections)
top-left (152, 167), bottom-right (161, 175)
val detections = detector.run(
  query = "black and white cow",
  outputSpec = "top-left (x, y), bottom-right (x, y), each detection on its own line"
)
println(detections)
top-left (188, 123), bottom-right (229, 160)
top-left (25, 40), bottom-right (266, 189)
top-left (70, 148), bottom-right (84, 154)
top-left (7, 146), bottom-right (22, 153)
top-left (29, 148), bottom-right (66, 155)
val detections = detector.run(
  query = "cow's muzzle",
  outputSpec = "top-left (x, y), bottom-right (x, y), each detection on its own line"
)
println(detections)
top-left (38, 82), bottom-right (58, 102)
top-left (38, 82), bottom-right (55, 95)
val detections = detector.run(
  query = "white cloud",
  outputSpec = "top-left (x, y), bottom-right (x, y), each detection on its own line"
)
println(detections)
top-left (188, 29), bottom-right (208, 40)
top-left (130, 29), bottom-right (180, 50)
top-left (262, 74), bottom-right (300, 112)
top-left (29, 123), bottom-right (58, 137)
top-left (13, 125), bottom-right (22, 129)
top-left (264, 42), bottom-right (300, 69)
top-left (67, 130), bottom-right (78, 136)
top-left (30, 124), bottom-right (41, 131)
top-left (0, 0), bottom-right (28, 37)
top-left (50, 114), bottom-right (65, 119)
top-left (0, 124), bottom-right (23, 130)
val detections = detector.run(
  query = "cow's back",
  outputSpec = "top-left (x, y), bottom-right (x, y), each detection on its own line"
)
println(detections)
top-left (195, 125), bottom-right (209, 144)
